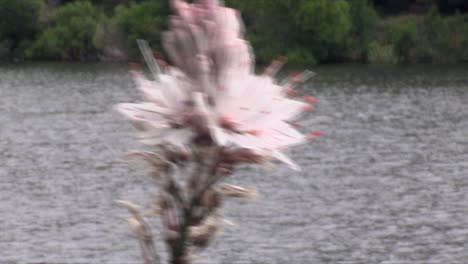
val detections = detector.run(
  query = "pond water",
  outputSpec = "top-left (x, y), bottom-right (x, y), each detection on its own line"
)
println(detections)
top-left (1, 62), bottom-right (468, 264)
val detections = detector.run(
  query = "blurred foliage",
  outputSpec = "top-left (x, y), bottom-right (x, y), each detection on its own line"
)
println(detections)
top-left (226, 0), bottom-right (353, 65)
top-left (93, 16), bottom-right (129, 61)
top-left (114, 0), bottom-right (169, 56)
top-left (367, 41), bottom-right (397, 64)
top-left (347, 0), bottom-right (379, 62)
top-left (369, 6), bottom-right (468, 63)
top-left (30, 1), bottom-right (104, 60)
top-left (1, 0), bottom-right (468, 64)
top-left (385, 15), bottom-right (418, 62)
top-left (0, 0), bottom-right (43, 59)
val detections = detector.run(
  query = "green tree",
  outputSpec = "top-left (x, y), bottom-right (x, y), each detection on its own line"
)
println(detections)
top-left (0, 0), bottom-right (43, 58)
top-left (370, 15), bottom-right (420, 63)
top-left (114, 0), bottom-right (170, 57)
top-left (347, 0), bottom-right (379, 61)
top-left (226, 0), bottom-right (352, 65)
top-left (286, 0), bottom-right (352, 62)
top-left (390, 18), bottom-right (418, 62)
top-left (31, 1), bottom-right (104, 60)
top-left (225, 0), bottom-right (294, 64)
top-left (445, 11), bottom-right (468, 61)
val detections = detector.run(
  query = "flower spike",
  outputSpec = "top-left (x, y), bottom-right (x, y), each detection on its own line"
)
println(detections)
top-left (116, 1), bottom-right (324, 263)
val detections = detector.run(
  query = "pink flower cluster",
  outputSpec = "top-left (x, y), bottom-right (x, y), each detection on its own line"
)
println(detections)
top-left (117, 0), bottom-right (319, 170)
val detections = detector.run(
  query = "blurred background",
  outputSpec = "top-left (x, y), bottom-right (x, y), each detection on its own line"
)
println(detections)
top-left (2, 1), bottom-right (468, 264)
top-left (1, 0), bottom-right (468, 65)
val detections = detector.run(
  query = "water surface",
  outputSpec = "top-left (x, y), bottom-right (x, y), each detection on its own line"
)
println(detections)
top-left (1, 62), bottom-right (468, 263)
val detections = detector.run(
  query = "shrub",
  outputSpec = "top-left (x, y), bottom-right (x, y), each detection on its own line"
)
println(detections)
top-left (114, 0), bottom-right (170, 57)
top-left (226, 0), bottom-right (352, 65)
top-left (291, 0), bottom-right (352, 61)
top-left (420, 6), bottom-right (468, 62)
top-left (445, 12), bottom-right (468, 61)
top-left (293, 0), bottom-right (351, 43)
top-left (285, 46), bottom-right (317, 66)
top-left (30, 1), bottom-right (104, 60)
top-left (389, 18), bottom-right (418, 62)
top-left (371, 15), bottom-right (422, 63)
top-left (93, 17), bottom-right (128, 61)
top-left (367, 41), bottom-right (398, 64)
top-left (347, 0), bottom-right (379, 61)
top-left (423, 6), bottom-right (450, 54)
top-left (0, 0), bottom-right (43, 59)
top-left (0, 39), bottom-right (12, 59)
top-left (224, 0), bottom-right (291, 64)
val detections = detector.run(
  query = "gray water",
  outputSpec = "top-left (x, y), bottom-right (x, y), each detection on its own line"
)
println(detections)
top-left (1, 62), bottom-right (468, 264)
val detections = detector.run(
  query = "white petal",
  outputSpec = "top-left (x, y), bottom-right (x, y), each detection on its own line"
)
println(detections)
top-left (234, 98), bottom-right (302, 132)
top-left (268, 122), bottom-right (306, 148)
top-left (116, 103), bottom-right (170, 120)
top-left (162, 31), bottom-right (185, 70)
top-left (137, 39), bottom-right (161, 81)
top-left (229, 133), bottom-right (259, 149)
top-left (193, 92), bottom-right (228, 145)
top-left (159, 74), bottom-right (186, 107)
top-left (268, 99), bottom-right (306, 121)
top-left (212, 125), bottom-right (228, 146)
top-left (165, 129), bottom-right (194, 150)
top-left (133, 76), bottom-right (169, 107)
top-left (136, 127), bottom-right (173, 145)
top-left (271, 150), bottom-right (300, 171)
top-left (218, 77), bottom-right (273, 122)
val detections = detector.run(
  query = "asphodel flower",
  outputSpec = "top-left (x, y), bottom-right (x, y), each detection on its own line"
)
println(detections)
top-left (117, 0), bottom-right (318, 170)
top-left (115, 1), bottom-right (325, 263)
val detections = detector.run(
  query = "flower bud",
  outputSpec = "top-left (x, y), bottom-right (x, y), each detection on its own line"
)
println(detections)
top-left (163, 207), bottom-right (180, 231)
top-left (116, 199), bottom-right (142, 217)
top-left (126, 217), bottom-right (143, 235)
top-left (201, 188), bottom-right (222, 209)
top-left (218, 184), bottom-right (258, 199)
top-left (165, 230), bottom-right (180, 247)
top-left (189, 215), bottom-right (221, 248)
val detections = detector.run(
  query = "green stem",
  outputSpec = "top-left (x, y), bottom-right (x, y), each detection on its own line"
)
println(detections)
top-left (170, 147), bottom-right (223, 264)
top-left (171, 209), bottom-right (192, 264)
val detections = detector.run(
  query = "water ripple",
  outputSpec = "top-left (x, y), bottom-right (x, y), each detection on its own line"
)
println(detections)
top-left (1, 62), bottom-right (468, 263)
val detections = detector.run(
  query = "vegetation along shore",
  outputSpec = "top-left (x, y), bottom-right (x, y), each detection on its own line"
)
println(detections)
top-left (1, 0), bottom-right (468, 65)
